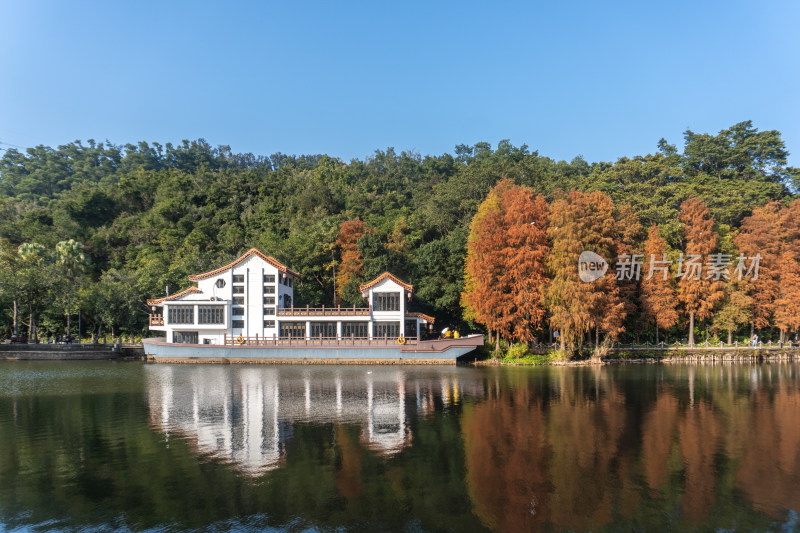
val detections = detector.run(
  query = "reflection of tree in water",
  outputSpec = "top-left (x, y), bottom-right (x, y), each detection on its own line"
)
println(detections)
top-left (461, 364), bottom-right (800, 531)
top-left (2, 363), bottom-right (799, 531)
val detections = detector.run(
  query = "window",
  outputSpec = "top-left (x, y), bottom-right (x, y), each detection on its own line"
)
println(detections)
top-left (264, 285), bottom-right (275, 294)
top-left (373, 321), bottom-right (400, 339)
top-left (263, 274), bottom-right (275, 283)
top-left (283, 294), bottom-right (292, 307)
top-left (198, 305), bottom-right (225, 324)
top-left (405, 319), bottom-right (418, 338)
top-left (173, 331), bottom-right (198, 344)
top-left (342, 321), bottom-right (368, 338)
top-left (168, 306), bottom-right (194, 324)
top-left (373, 292), bottom-right (400, 311)
top-left (264, 307), bottom-right (275, 316)
top-left (233, 297), bottom-right (244, 305)
top-left (288, 277), bottom-right (293, 288)
top-left (215, 278), bottom-right (226, 288)
top-left (263, 320), bottom-right (275, 328)
top-left (232, 307), bottom-right (244, 316)
top-left (310, 322), bottom-right (336, 338)
top-left (233, 275), bottom-right (244, 283)
top-left (280, 321), bottom-right (306, 339)
top-left (232, 286), bottom-right (244, 294)
top-left (263, 296), bottom-right (275, 305)
top-left (232, 320), bottom-right (245, 329)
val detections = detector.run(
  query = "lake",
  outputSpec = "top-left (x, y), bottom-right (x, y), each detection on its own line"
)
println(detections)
top-left (0, 361), bottom-right (798, 532)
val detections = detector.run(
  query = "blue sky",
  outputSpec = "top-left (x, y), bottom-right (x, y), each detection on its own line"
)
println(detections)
top-left (1, 1), bottom-right (798, 166)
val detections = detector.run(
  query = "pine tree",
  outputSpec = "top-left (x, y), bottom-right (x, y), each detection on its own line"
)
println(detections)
top-left (677, 198), bottom-right (725, 346)
top-left (462, 179), bottom-right (513, 342)
top-left (501, 186), bottom-right (550, 343)
top-left (546, 190), bottom-right (626, 352)
top-left (774, 252), bottom-right (800, 344)
top-left (735, 202), bottom-right (782, 330)
top-left (640, 225), bottom-right (679, 343)
top-left (463, 179), bottom-right (550, 352)
top-left (711, 281), bottom-right (753, 344)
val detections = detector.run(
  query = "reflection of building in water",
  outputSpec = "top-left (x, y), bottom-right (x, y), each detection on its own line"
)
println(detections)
top-left (145, 366), bottom-right (481, 474)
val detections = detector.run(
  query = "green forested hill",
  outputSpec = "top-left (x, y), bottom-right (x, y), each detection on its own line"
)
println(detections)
top-left (0, 122), bottom-right (796, 340)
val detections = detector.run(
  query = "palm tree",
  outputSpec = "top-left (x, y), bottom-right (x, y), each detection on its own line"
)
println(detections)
top-left (55, 239), bottom-right (86, 339)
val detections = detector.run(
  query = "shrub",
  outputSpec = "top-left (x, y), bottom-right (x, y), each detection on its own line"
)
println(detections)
top-left (507, 342), bottom-right (529, 359)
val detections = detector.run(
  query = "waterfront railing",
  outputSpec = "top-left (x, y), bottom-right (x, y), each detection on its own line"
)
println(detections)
top-left (526, 340), bottom-right (800, 351)
top-left (276, 305), bottom-right (371, 317)
top-left (222, 334), bottom-right (418, 347)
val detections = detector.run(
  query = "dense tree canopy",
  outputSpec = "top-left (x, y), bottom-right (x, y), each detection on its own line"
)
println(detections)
top-left (0, 122), bottom-right (797, 346)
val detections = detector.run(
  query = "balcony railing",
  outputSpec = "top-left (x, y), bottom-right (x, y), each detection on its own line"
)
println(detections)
top-left (149, 314), bottom-right (164, 327)
top-left (223, 334), bottom-right (418, 347)
top-left (276, 305), bottom-right (371, 317)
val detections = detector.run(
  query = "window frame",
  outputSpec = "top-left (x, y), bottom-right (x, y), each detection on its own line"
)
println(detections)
top-left (198, 305), bottom-right (225, 325)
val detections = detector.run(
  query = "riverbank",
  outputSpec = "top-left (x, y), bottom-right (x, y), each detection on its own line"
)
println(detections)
top-left (472, 348), bottom-right (800, 366)
top-left (0, 343), bottom-right (145, 361)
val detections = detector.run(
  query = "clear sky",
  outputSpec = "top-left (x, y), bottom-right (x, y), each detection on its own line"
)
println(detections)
top-left (1, 0), bottom-right (798, 166)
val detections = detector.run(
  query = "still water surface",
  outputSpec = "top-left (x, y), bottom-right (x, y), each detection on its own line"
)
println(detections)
top-left (0, 361), bottom-right (799, 531)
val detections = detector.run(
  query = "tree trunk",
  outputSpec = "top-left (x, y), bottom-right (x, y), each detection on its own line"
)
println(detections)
top-left (12, 300), bottom-right (18, 336)
top-left (688, 312), bottom-right (695, 347)
top-left (780, 329), bottom-right (785, 345)
top-left (595, 326), bottom-right (599, 348)
top-left (66, 293), bottom-right (71, 337)
top-left (655, 324), bottom-right (659, 344)
top-left (495, 333), bottom-right (500, 357)
top-left (560, 336), bottom-right (565, 352)
top-left (727, 327), bottom-right (733, 345)
top-left (29, 305), bottom-right (37, 343)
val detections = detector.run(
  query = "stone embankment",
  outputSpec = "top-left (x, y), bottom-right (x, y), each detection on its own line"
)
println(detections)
top-left (0, 343), bottom-right (145, 361)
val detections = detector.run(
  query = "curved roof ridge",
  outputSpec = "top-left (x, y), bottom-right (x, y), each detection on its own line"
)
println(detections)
top-left (407, 311), bottom-right (435, 323)
top-left (187, 248), bottom-right (300, 281)
top-left (359, 272), bottom-right (413, 293)
top-left (147, 286), bottom-right (202, 306)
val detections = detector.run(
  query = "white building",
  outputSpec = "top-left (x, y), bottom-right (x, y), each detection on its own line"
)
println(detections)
top-left (147, 248), bottom-right (433, 345)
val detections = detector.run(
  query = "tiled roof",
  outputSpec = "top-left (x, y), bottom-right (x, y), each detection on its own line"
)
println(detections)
top-left (187, 248), bottom-right (300, 281)
top-left (407, 312), bottom-right (435, 324)
top-left (147, 286), bottom-right (202, 306)
top-left (359, 272), bottom-right (413, 293)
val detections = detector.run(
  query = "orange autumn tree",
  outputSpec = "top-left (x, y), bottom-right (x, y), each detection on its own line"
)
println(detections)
top-left (774, 252), bottom-right (800, 344)
top-left (774, 200), bottom-right (800, 343)
top-left (608, 202), bottom-right (643, 343)
top-left (462, 179), bottom-right (512, 331)
top-left (640, 225), bottom-right (679, 344)
top-left (502, 185), bottom-right (551, 343)
top-left (677, 198), bottom-right (725, 346)
top-left (546, 190), bottom-right (626, 352)
top-left (463, 179), bottom-right (550, 353)
top-left (735, 201), bottom-right (782, 330)
top-left (334, 219), bottom-right (367, 304)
